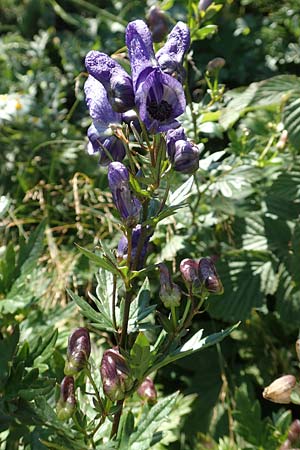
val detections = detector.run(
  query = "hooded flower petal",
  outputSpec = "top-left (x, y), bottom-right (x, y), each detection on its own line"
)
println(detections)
top-left (126, 20), bottom-right (157, 91)
top-left (85, 52), bottom-right (134, 113)
top-left (84, 75), bottom-right (121, 123)
top-left (156, 22), bottom-right (190, 83)
top-left (136, 68), bottom-right (186, 133)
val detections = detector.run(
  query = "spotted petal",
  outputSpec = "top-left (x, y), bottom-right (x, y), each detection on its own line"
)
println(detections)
top-left (125, 20), bottom-right (157, 91)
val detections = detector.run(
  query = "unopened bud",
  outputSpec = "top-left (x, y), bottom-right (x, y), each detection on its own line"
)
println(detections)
top-left (137, 377), bottom-right (157, 404)
top-left (158, 263), bottom-right (181, 308)
top-left (198, 0), bottom-right (213, 12)
top-left (147, 6), bottom-right (169, 43)
top-left (166, 127), bottom-right (200, 174)
top-left (56, 376), bottom-right (76, 420)
top-left (263, 374), bottom-right (296, 404)
top-left (100, 348), bottom-right (134, 402)
top-left (180, 258), bottom-right (201, 292)
top-left (65, 328), bottom-right (91, 376)
top-left (198, 257), bottom-right (223, 295)
top-left (206, 57), bottom-right (226, 74)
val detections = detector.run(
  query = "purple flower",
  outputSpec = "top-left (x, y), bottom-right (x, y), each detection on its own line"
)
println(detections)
top-left (108, 162), bottom-right (142, 226)
top-left (147, 6), bottom-right (169, 43)
top-left (117, 224), bottom-right (151, 269)
top-left (84, 76), bottom-right (126, 165)
top-left (65, 328), bottom-right (91, 376)
top-left (126, 20), bottom-right (189, 133)
top-left (85, 52), bottom-right (135, 113)
top-left (100, 348), bottom-right (134, 402)
top-left (166, 127), bottom-right (200, 174)
top-left (180, 258), bottom-right (200, 286)
top-left (56, 376), bottom-right (76, 420)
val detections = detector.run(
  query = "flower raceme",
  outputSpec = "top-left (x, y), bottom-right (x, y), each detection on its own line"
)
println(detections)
top-left (85, 20), bottom-right (190, 133)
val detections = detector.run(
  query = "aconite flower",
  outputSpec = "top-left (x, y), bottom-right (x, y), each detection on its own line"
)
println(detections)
top-left (64, 328), bottom-right (91, 376)
top-left (56, 376), bottom-right (76, 420)
top-left (126, 20), bottom-right (189, 133)
top-left (117, 224), bottom-right (152, 269)
top-left (84, 76), bottom-right (126, 165)
top-left (158, 263), bottom-right (181, 308)
top-left (198, 257), bottom-right (224, 295)
top-left (108, 162), bottom-right (142, 226)
top-left (166, 127), bottom-right (200, 174)
top-left (100, 348), bottom-right (134, 402)
top-left (137, 377), bottom-right (157, 404)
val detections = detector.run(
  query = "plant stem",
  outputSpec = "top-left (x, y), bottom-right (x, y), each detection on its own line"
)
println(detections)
top-left (112, 275), bottom-right (117, 331)
top-left (119, 289), bottom-right (132, 349)
top-left (85, 367), bottom-right (105, 414)
top-left (110, 399), bottom-right (124, 439)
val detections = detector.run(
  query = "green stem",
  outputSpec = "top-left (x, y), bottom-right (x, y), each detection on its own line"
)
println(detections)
top-left (126, 227), bottom-right (133, 271)
top-left (110, 399), bottom-right (124, 439)
top-left (85, 367), bottom-right (105, 414)
top-left (170, 305), bottom-right (177, 330)
top-left (112, 275), bottom-right (117, 331)
top-left (119, 289), bottom-right (132, 349)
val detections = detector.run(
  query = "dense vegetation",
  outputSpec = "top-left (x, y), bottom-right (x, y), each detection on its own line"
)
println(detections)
top-left (1, 0), bottom-right (300, 449)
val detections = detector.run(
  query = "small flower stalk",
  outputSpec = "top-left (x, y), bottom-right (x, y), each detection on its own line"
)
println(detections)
top-left (56, 376), bottom-right (76, 421)
top-left (65, 328), bottom-right (91, 376)
top-left (263, 375), bottom-right (296, 404)
top-left (137, 377), bottom-right (157, 404)
top-left (100, 348), bottom-right (134, 402)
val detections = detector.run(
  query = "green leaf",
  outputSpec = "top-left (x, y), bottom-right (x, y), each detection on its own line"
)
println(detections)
top-left (251, 74), bottom-right (299, 106)
top-left (282, 91), bottom-right (300, 150)
top-left (169, 176), bottom-right (194, 207)
top-left (67, 289), bottom-right (114, 331)
top-left (75, 245), bottom-right (120, 276)
top-left (191, 25), bottom-right (218, 41)
top-left (0, 326), bottom-right (20, 386)
top-left (128, 278), bottom-right (156, 333)
top-left (130, 332), bottom-right (152, 380)
top-left (150, 323), bottom-right (239, 372)
top-left (128, 392), bottom-right (178, 450)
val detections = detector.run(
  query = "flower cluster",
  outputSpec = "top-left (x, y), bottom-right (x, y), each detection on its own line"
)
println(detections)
top-left (84, 19), bottom-right (200, 173)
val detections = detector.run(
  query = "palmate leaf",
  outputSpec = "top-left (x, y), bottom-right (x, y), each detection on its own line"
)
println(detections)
top-left (127, 392), bottom-right (178, 450)
top-left (251, 74), bottom-right (299, 106)
top-left (128, 278), bottom-right (156, 333)
top-left (129, 332), bottom-right (153, 380)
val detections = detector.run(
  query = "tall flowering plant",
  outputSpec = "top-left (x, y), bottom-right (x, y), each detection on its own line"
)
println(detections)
top-left (55, 18), bottom-right (237, 448)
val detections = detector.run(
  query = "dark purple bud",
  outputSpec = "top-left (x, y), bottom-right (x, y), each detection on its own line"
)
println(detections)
top-left (56, 376), bottom-right (76, 420)
top-left (137, 377), bottom-right (157, 404)
top-left (198, 0), bottom-right (213, 12)
top-left (117, 224), bottom-right (152, 269)
top-left (173, 140), bottom-right (200, 174)
top-left (147, 6), bottom-right (169, 43)
top-left (158, 263), bottom-right (181, 308)
top-left (166, 128), bottom-right (200, 174)
top-left (198, 257), bottom-right (224, 295)
top-left (108, 162), bottom-right (142, 226)
top-left (100, 348), bottom-right (134, 402)
top-left (206, 57), bottom-right (226, 74)
top-left (65, 328), bottom-right (91, 376)
top-left (85, 51), bottom-right (135, 113)
top-left (180, 259), bottom-right (200, 285)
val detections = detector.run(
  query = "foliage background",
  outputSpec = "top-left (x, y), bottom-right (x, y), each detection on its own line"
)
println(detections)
top-left (1, 0), bottom-right (300, 448)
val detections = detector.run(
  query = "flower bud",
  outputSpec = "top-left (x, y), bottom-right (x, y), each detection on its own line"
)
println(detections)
top-left (87, 124), bottom-right (126, 165)
top-left (198, 0), bottom-right (213, 12)
top-left (206, 57), bottom-right (226, 74)
top-left (56, 376), bottom-right (76, 420)
top-left (100, 348), bottom-right (134, 402)
top-left (198, 257), bottom-right (223, 295)
top-left (64, 328), bottom-right (91, 376)
top-left (180, 258), bottom-right (200, 289)
top-left (137, 377), bottom-right (157, 404)
top-left (147, 6), bottom-right (169, 43)
top-left (158, 263), bottom-right (181, 308)
top-left (263, 375), bottom-right (296, 404)
top-left (108, 162), bottom-right (142, 226)
top-left (166, 127), bottom-right (200, 174)
top-left (117, 224), bottom-right (152, 269)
